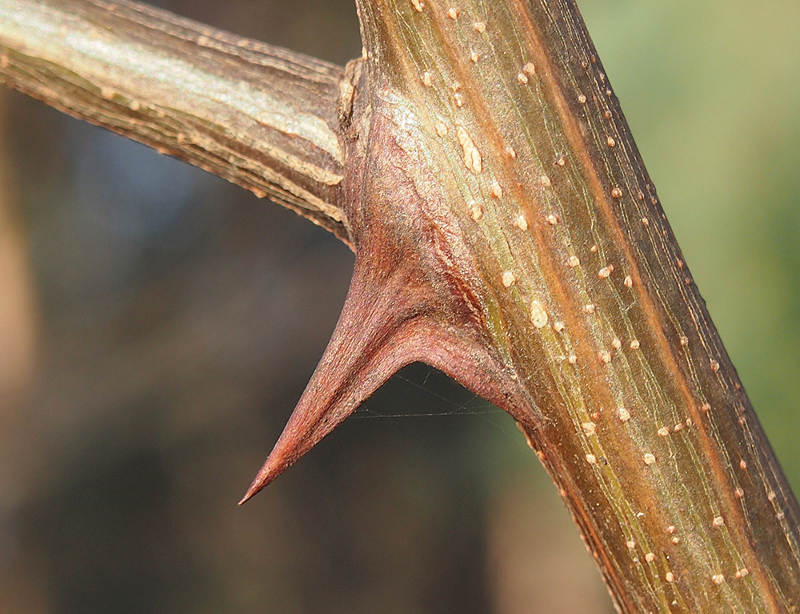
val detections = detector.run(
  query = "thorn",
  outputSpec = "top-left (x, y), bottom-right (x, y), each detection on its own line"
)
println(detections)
top-left (238, 111), bottom-right (534, 503)
top-left (238, 258), bottom-right (419, 503)
top-left (238, 254), bottom-right (531, 504)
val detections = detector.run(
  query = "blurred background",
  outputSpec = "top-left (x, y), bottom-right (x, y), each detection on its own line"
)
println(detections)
top-left (0, 0), bottom-right (798, 612)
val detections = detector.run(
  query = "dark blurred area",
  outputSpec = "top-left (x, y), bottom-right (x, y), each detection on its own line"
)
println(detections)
top-left (0, 1), bottom-right (797, 612)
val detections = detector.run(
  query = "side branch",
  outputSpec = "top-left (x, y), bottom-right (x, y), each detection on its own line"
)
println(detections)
top-left (0, 0), bottom-right (351, 242)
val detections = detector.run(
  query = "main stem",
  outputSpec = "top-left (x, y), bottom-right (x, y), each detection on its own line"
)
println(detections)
top-left (354, 0), bottom-right (800, 611)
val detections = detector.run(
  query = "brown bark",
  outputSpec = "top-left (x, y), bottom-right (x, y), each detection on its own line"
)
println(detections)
top-left (2, 0), bottom-right (799, 611)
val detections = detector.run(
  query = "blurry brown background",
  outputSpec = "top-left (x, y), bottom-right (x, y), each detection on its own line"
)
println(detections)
top-left (1, 1), bottom-right (798, 612)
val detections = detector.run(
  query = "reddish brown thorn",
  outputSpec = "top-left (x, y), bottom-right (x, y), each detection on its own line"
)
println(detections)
top-left (238, 253), bottom-right (530, 504)
top-left (239, 259), bottom-right (420, 504)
